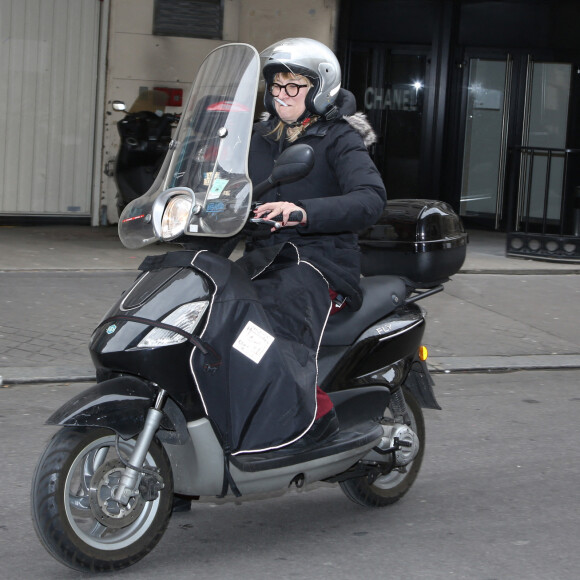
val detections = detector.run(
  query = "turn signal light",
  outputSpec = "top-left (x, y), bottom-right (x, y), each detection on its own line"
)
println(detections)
top-left (418, 345), bottom-right (428, 361)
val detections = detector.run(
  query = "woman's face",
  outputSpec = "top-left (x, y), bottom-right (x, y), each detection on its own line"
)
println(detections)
top-left (272, 73), bottom-right (310, 124)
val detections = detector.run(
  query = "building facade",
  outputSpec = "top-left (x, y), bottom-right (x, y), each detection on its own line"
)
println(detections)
top-left (0, 0), bottom-right (338, 225)
top-left (338, 0), bottom-right (580, 259)
top-left (2, 0), bottom-right (579, 258)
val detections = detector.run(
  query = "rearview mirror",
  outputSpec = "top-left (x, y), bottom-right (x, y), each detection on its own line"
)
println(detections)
top-left (270, 144), bottom-right (314, 184)
top-left (252, 144), bottom-right (314, 197)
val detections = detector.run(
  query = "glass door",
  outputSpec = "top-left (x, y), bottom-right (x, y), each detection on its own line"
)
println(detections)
top-left (515, 60), bottom-right (572, 230)
top-left (379, 53), bottom-right (428, 199)
top-left (459, 54), bottom-right (573, 232)
top-left (346, 45), bottom-right (430, 199)
top-left (459, 57), bottom-right (512, 227)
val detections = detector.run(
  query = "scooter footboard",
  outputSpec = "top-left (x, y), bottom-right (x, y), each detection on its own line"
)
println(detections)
top-left (172, 388), bottom-right (391, 497)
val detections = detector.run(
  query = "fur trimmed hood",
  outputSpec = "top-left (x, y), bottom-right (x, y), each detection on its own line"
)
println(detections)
top-left (344, 112), bottom-right (377, 148)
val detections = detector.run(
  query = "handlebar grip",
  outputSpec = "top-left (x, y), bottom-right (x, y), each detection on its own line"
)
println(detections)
top-left (271, 210), bottom-right (304, 223)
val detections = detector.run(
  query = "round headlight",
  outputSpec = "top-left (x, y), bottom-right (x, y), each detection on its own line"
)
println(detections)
top-left (161, 195), bottom-right (192, 240)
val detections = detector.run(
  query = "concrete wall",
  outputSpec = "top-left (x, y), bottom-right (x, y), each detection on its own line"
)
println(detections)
top-left (100, 0), bottom-right (338, 223)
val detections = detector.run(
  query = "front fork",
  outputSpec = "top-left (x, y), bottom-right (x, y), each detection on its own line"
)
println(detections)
top-left (113, 389), bottom-right (167, 506)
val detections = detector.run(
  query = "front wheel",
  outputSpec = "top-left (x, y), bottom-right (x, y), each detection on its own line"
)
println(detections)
top-left (31, 427), bottom-right (173, 572)
top-left (340, 388), bottom-right (425, 507)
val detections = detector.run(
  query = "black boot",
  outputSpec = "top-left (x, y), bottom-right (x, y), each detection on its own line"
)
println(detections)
top-left (291, 408), bottom-right (339, 449)
top-left (307, 408), bottom-right (339, 442)
top-left (172, 494), bottom-right (195, 513)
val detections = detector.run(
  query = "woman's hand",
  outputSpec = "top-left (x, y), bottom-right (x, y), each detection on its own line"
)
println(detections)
top-left (253, 201), bottom-right (306, 231)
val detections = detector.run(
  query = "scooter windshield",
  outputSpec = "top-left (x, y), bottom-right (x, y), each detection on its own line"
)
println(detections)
top-left (119, 44), bottom-right (259, 249)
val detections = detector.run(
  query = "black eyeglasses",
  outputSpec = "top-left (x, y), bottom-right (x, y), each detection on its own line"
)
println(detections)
top-left (269, 83), bottom-right (308, 98)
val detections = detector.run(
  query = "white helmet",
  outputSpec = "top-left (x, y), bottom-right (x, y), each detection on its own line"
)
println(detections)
top-left (260, 37), bottom-right (341, 119)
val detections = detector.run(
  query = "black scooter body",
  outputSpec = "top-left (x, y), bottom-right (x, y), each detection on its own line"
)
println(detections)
top-left (89, 265), bottom-right (212, 420)
top-left (85, 258), bottom-right (435, 428)
top-left (32, 44), bottom-right (445, 574)
top-left (45, 251), bottom-right (439, 460)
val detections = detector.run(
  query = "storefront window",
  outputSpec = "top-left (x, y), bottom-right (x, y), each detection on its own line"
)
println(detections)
top-left (347, 48), bottom-right (427, 199)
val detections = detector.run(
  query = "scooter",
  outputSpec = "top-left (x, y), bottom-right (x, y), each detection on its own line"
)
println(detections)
top-left (111, 90), bottom-right (180, 217)
top-left (31, 43), bottom-right (465, 573)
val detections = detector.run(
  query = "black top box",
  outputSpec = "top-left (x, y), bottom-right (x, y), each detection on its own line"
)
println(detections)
top-left (359, 199), bottom-right (468, 288)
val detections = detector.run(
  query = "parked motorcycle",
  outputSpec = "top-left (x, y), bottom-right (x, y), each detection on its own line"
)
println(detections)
top-left (112, 90), bottom-right (180, 217)
top-left (31, 43), bottom-right (467, 573)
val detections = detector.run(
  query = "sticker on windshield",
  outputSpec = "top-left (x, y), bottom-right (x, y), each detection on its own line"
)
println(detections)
top-left (205, 201), bottom-right (225, 215)
top-left (208, 178), bottom-right (229, 199)
top-left (204, 171), bottom-right (220, 186)
top-left (232, 321), bottom-right (275, 364)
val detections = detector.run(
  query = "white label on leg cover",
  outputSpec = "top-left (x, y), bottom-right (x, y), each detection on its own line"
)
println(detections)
top-left (232, 321), bottom-right (275, 364)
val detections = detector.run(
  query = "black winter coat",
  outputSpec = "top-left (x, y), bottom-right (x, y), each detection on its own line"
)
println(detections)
top-left (246, 89), bottom-right (386, 310)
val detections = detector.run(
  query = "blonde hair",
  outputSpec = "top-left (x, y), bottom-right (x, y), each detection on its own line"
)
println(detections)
top-left (269, 72), bottom-right (318, 143)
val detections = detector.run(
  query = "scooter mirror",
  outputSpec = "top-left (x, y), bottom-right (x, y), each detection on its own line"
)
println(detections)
top-left (112, 100), bottom-right (127, 112)
top-left (252, 144), bottom-right (314, 198)
top-left (271, 144), bottom-right (314, 184)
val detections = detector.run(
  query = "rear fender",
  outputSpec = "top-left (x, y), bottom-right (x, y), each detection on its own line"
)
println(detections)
top-left (46, 376), bottom-right (188, 440)
top-left (404, 359), bottom-right (441, 410)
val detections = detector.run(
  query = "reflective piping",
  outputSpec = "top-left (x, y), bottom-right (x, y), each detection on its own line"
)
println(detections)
top-left (250, 241), bottom-right (300, 280)
top-left (187, 246), bottom-right (333, 456)
top-left (119, 271), bottom-right (150, 312)
top-left (232, 253), bottom-right (332, 456)
top-left (188, 250), bottom-right (215, 417)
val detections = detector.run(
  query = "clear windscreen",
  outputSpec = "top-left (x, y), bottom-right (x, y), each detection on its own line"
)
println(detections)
top-left (119, 44), bottom-right (259, 249)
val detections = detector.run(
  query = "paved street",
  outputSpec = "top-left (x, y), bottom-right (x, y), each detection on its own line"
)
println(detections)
top-left (1, 224), bottom-right (579, 578)
top-left (1, 225), bottom-right (579, 386)
top-left (0, 270), bottom-right (137, 380)
top-left (1, 269), bottom-right (579, 383)
top-left (424, 271), bottom-right (580, 370)
top-left (1, 370), bottom-right (579, 579)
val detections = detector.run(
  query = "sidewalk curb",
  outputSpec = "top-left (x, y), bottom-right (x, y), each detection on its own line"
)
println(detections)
top-left (459, 269), bottom-right (580, 276)
top-left (0, 368), bottom-right (95, 386)
top-left (2, 267), bottom-right (580, 276)
top-left (429, 354), bottom-right (580, 374)
top-left (2, 355), bottom-right (579, 386)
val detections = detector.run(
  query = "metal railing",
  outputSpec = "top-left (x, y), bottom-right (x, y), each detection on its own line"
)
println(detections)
top-left (506, 146), bottom-right (580, 261)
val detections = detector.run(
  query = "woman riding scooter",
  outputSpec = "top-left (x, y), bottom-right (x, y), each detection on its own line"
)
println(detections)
top-left (242, 37), bottom-right (386, 443)
top-left (31, 44), bottom-right (449, 569)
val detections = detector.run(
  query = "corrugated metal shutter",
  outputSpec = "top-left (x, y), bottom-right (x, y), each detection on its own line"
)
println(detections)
top-left (0, 0), bottom-right (101, 217)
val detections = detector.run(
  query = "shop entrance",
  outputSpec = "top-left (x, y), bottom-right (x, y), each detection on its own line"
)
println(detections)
top-left (458, 53), bottom-right (578, 232)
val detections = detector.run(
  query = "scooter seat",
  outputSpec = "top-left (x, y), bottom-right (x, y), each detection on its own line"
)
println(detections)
top-left (229, 387), bottom-right (389, 473)
top-left (322, 275), bottom-right (407, 346)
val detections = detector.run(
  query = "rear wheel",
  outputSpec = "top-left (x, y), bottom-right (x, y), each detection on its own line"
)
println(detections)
top-left (31, 427), bottom-right (173, 572)
top-left (340, 388), bottom-right (425, 507)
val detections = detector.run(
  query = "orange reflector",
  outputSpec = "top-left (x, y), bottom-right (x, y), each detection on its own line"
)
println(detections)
top-left (418, 346), bottom-right (428, 361)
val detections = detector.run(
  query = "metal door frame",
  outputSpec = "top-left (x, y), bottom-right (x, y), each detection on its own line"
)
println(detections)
top-left (505, 58), bottom-right (580, 261)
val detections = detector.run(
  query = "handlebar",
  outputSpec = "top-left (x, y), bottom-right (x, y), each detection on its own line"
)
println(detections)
top-left (250, 210), bottom-right (304, 229)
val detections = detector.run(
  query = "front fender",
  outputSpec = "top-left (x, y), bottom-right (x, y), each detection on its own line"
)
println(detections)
top-left (47, 376), bottom-right (157, 439)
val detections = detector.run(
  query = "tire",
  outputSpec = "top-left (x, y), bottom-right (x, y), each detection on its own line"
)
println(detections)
top-left (340, 388), bottom-right (425, 507)
top-left (31, 427), bottom-right (173, 573)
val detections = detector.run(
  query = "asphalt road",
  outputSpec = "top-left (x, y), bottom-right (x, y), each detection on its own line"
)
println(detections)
top-left (1, 271), bottom-right (579, 383)
top-left (1, 369), bottom-right (579, 579)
